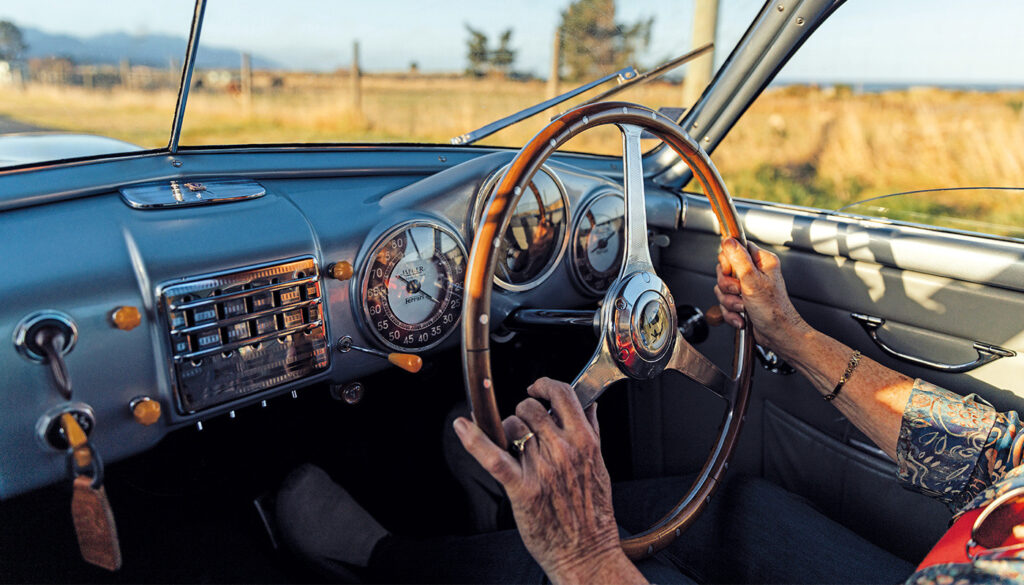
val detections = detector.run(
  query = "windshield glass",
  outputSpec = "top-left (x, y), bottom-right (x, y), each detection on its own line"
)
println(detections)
top-left (0, 1), bottom-right (764, 168)
top-left (0, 1), bottom-right (192, 166)
top-left (180, 0), bottom-right (763, 155)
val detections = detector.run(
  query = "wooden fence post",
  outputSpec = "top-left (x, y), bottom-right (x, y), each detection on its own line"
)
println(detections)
top-left (351, 41), bottom-right (362, 114)
top-left (547, 29), bottom-right (561, 99)
top-left (241, 52), bottom-right (252, 113)
top-left (682, 0), bottom-right (718, 108)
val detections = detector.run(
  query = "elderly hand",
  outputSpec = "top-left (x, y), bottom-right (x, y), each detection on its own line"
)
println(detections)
top-left (453, 378), bottom-right (646, 585)
top-left (715, 237), bottom-right (810, 357)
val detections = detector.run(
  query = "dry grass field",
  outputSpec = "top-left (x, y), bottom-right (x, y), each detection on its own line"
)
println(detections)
top-left (2, 77), bottom-right (1022, 237)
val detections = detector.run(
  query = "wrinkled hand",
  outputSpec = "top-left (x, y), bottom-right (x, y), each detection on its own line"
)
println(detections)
top-left (715, 237), bottom-right (809, 355)
top-left (453, 378), bottom-right (643, 585)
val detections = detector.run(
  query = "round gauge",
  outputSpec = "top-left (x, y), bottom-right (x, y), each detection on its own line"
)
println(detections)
top-left (360, 221), bottom-right (466, 352)
top-left (477, 165), bottom-right (569, 291)
top-left (571, 191), bottom-right (625, 295)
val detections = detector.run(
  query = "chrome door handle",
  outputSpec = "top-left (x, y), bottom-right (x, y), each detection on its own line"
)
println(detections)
top-left (850, 313), bottom-right (1015, 373)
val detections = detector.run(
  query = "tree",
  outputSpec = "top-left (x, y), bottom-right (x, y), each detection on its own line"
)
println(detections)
top-left (465, 25), bottom-right (518, 78)
top-left (557, 0), bottom-right (652, 81)
top-left (490, 29), bottom-right (517, 77)
top-left (465, 25), bottom-right (489, 77)
top-left (0, 21), bottom-right (27, 62)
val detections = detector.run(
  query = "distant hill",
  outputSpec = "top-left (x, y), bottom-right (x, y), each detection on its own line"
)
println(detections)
top-left (19, 25), bottom-right (278, 69)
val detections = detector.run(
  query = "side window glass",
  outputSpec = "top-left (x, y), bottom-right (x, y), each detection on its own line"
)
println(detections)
top-left (710, 1), bottom-right (1024, 241)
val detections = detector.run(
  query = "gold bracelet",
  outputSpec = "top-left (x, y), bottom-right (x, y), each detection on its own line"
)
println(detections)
top-left (824, 350), bottom-right (861, 401)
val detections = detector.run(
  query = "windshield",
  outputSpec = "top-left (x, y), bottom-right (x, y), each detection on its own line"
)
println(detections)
top-left (0, 1), bottom-right (764, 168)
top-left (0, 2), bottom-right (192, 165)
top-left (180, 0), bottom-right (762, 155)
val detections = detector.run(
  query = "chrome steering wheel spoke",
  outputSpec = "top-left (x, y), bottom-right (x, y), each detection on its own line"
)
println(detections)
top-left (571, 338), bottom-right (626, 410)
top-left (666, 329), bottom-right (744, 401)
top-left (618, 124), bottom-right (656, 277)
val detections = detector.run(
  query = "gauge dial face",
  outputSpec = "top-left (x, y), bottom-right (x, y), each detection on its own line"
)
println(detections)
top-left (361, 222), bottom-right (466, 352)
top-left (478, 166), bottom-right (569, 291)
top-left (572, 192), bottom-right (625, 295)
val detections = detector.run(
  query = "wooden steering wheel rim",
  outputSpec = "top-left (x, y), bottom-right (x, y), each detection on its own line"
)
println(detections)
top-left (461, 101), bottom-right (755, 559)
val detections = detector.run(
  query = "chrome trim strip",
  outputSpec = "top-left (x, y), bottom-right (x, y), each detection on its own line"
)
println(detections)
top-left (170, 299), bottom-right (320, 336)
top-left (169, 0), bottom-right (208, 153)
top-left (169, 275), bottom-right (319, 311)
top-left (851, 312), bottom-right (1015, 373)
top-left (173, 320), bottom-right (324, 362)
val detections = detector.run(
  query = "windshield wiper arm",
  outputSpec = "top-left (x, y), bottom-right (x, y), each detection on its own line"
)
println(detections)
top-left (450, 67), bottom-right (638, 146)
top-left (450, 43), bottom-right (714, 146)
top-left (567, 43), bottom-right (713, 113)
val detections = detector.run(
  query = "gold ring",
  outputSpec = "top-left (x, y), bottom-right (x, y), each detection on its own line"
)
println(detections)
top-left (512, 432), bottom-right (535, 454)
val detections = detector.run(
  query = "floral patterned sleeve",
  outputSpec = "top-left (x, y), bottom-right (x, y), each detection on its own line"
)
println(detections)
top-left (896, 379), bottom-right (1024, 511)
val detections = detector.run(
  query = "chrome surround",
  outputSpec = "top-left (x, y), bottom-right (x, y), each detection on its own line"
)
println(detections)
top-left (474, 163), bottom-right (571, 293)
top-left (569, 189), bottom-right (625, 296)
top-left (355, 219), bottom-right (467, 353)
top-left (13, 310), bottom-right (78, 363)
top-left (156, 256), bottom-right (329, 413)
top-left (120, 179), bottom-right (266, 209)
top-left (34, 402), bottom-right (95, 452)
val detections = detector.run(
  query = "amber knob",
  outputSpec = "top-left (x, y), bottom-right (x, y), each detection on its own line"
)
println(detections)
top-left (59, 413), bottom-right (92, 468)
top-left (130, 397), bottom-right (162, 426)
top-left (110, 306), bottom-right (142, 331)
top-left (329, 261), bottom-right (354, 281)
top-left (704, 305), bottom-right (725, 327)
top-left (387, 353), bottom-right (423, 373)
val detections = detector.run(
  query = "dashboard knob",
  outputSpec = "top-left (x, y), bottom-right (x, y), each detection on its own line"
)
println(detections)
top-left (329, 261), bottom-right (354, 281)
top-left (110, 306), bottom-right (141, 331)
top-left (387, 353), bottom-right (423, 373)
top-left (129, 397), bottom-right (162, 426)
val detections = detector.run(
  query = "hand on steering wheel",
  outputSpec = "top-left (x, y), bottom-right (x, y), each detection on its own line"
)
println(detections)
top-left (453, 377), bottom-right (645, 585)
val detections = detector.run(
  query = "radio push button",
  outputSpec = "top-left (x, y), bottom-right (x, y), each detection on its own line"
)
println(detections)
top-left (278, 286), bottom-right (301, 306)
top-left (171, 335), bottom-right (192, 354)
top-left (254, 315), bottom-right (277, 335)
top-left (192, 306), bottom-right (217, 324)
top-left (222, 298), bottom-right (247, 318)
top-left (282, 310), bottom-right (303, 329)
top-left (226, 322), bottom-right (251, 342)
top-left (196, 330), bottom-right (221, 350)
top-left (251, 291), bottom-right (273, 312)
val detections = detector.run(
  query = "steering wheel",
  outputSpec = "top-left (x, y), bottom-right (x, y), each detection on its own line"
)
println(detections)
top-left (462, 101), bottom-right (754, 559)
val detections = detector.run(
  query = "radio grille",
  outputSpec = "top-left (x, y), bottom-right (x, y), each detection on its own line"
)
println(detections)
top-left (159, 258), bottom-right (329, 413)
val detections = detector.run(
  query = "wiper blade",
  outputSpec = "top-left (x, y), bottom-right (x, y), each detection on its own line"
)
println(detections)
top-left (566, 43), bottom-right (713, 114)
top-left (450, 67), bottom-right (638, 146)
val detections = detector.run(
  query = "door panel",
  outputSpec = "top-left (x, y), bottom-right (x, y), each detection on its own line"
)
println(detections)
top-left (638, 193), bottom-right (1024, 561)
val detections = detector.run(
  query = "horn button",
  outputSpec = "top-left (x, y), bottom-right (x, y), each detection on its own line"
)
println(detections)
top-left (608, 272), bottom-right (677, 378)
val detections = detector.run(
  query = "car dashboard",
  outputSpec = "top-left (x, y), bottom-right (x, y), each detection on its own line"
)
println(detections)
top-left (0, 147), bottom-right (683, 498)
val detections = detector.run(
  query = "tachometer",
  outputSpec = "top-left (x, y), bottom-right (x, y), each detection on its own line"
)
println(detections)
top-left (477, 165), bottom-right (569, 291)
top-left (571, 191), bottom-right (625, 295)
top-left (359, 221), bottom-right (466, 352)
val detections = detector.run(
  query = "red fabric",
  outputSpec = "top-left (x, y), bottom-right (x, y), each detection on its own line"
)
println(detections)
top-left (917, 501), bottom-right (1024, 570)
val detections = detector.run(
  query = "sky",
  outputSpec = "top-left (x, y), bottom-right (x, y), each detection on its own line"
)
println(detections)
top-left (1, 0), bottom-right (1021, 85)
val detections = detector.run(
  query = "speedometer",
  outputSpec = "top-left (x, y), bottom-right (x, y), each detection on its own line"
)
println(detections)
top-left (359, 221), bottom-right (466, 352)
top-left (571, 191), bottom-right (625, 295)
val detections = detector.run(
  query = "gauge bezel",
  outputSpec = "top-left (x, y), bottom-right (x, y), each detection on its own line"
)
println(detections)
top-left (475, 163), bottom-right (571, 293)
top-left (356, 219), bottom-right (467, 353)
top-left (570, 188), bottom-right (626, 296)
